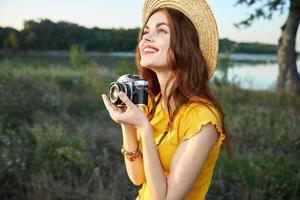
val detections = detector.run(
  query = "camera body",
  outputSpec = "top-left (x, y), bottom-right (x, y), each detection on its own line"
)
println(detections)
top-left (109, 74), bottom-right (148, 107)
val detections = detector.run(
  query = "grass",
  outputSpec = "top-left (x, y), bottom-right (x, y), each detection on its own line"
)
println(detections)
top-left (0, 58), bottom-right (299, 199)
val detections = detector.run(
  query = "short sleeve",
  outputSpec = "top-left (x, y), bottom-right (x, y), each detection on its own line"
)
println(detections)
top-left (178, 103), bottom-right (225, 148)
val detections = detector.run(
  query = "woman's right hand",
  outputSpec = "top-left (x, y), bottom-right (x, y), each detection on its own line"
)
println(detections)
top-left (102, 92), bottom-right (150, 130)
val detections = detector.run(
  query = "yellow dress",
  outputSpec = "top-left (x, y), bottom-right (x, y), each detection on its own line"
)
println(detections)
top-left (137, 96), bottom-right (225, 200)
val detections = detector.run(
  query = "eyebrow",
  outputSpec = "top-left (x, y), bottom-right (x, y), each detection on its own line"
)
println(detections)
top-left (144, 22), bottom-right (169, 29)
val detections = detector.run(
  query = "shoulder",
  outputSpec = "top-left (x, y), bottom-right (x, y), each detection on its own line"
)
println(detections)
top-left (179, 101), bottom-right (221, 123)
top-left (176, 100), bottom-right (224, 145)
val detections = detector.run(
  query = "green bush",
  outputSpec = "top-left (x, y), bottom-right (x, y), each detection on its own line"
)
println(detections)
top-left (208, 154), bottom-right (300, 200)
top-left (70, 44), bottom-right (88, 68)
top-left (212, 85), bottom-right (300, 156)
top-left (30, 124), bottom-right (93, 174)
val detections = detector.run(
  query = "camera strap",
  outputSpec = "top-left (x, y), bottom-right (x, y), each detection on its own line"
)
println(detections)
top-left (156, 94), bottom-right (180, 148)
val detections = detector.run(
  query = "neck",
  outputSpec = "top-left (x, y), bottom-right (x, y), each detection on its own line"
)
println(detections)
top-left (155, 70), bottom-right (175, 111)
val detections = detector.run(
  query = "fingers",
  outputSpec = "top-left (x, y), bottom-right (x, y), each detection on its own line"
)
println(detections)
top-left (102, 94), bottom-right (117, 113)
top-left (102, 92), bottom-right (136, 122)
top-left (117, 105), bottom-right (127, 112)
top-left (101, 93), bottom-right (145, 127)
top-left (118, 92), bottom-right (135, 109)
top-left (102, 94), bottom-right (124, 123)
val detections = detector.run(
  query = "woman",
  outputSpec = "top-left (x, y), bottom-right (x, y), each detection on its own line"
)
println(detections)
top-left (102, 0), bottom-right (231, 199)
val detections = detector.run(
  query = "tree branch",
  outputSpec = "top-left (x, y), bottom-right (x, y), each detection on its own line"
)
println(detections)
top-left (234, 0), bottom-right (287, 28)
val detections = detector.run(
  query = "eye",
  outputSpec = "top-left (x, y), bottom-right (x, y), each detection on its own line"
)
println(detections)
top-left (157, 29), bottom-right (167, 35)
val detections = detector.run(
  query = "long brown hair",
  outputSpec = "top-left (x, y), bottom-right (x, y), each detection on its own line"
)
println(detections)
top-left (135, 8), bottom-right (232, 157)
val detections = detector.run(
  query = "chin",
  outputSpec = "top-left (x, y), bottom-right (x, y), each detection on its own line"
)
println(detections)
top-left (140, 58), bottom-right (168, 71)
top-left (140, 59), bottom-right (153, 68)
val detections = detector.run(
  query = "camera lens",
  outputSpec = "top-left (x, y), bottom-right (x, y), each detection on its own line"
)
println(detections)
top-left (109, 82), bottom-right (127, 105)
top-left (110, 84), bottom-right (119, 102)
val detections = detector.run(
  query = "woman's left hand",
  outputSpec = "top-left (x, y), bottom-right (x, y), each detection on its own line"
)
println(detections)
top-left (102, 91), bottom-right (150, 129)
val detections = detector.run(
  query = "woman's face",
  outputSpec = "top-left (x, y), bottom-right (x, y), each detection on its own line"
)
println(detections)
top-left (139, 10), bottom-right (171, 71)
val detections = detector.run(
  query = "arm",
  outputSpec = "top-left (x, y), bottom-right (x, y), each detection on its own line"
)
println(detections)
top-left (121, 124), bottom-right (145, 185)
top-left (102, 93), bottom-right (146, 185)
top-left (139, 123), bottom-right (218, 200)
top-left (139, 124), bottom-right (167, 200)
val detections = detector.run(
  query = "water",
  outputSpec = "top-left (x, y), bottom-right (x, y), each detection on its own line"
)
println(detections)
top-left (1, 51), bottom-right (299, 91)
top-left (100, 52), bottom-right (300, 91)
top-left (215, 54), bottom-right (300, 91)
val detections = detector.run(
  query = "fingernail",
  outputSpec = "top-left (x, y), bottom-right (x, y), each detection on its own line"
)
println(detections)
top-left (102, 94), bottom-right (108, 100)
top-left (119, 92), bottom-right (125, 98)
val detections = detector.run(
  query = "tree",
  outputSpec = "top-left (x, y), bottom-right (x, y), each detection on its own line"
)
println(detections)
top-left (235, 0), bottom-right (300, 94)
top-left (3, 32), bottom-right (19, 51)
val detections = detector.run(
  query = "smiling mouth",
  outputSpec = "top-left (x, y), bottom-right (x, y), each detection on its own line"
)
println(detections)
top-left (143, 45), bottom-right (159, 55)
top-left (143, 48), bottom-right (158, 55)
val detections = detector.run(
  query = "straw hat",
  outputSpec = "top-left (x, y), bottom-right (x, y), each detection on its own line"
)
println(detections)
top-left (142, 0), bottom-right (219, 78)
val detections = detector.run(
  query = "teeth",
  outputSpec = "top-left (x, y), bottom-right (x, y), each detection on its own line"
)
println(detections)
top-left (144, 48), bottom-right (158, 53)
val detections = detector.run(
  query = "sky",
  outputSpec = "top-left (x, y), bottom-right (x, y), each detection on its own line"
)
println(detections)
top-left (0, 0), bottom-right (299, 51)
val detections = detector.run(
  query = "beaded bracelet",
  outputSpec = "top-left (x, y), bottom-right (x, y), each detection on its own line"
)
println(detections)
top-left (121, 145), bottom-right (140, 161)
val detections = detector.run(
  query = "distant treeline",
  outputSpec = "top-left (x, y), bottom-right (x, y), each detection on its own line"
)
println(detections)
top-left (0, 19), bottom-right (277, 54)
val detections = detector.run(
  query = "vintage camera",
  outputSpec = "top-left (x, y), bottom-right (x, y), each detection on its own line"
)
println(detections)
top-left (109, 74), bottom-right (148, 107)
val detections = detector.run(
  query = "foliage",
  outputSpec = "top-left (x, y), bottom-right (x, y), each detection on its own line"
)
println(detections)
top-left (213, 84), bottom-right (300, 156)
top-left (234, 0), bottom-right (287, 28)
top-left (70, 44), bottom-right (88, 68)
top-left (3, 32), bottom-right (19, 50)
top-left (0, 19), bottom-right (279, 54)
top-left (30, 124), bottom-right (93, 174)
top-left (209, 154), bottom-right (300, 200)
top-left (0, 19), bottom-right (140, 51)
top-left (0, 27), bottom-right (19, 49)
top-left (219, 38), bottom-right (277, 54)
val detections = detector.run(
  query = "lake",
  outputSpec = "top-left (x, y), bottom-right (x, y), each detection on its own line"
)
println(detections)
top-left (216, 53), bottom-right (300, 91)
top-left (95, 52), bottom-right (300, 91)
top-left (1, 51), bottom-right (299, 91)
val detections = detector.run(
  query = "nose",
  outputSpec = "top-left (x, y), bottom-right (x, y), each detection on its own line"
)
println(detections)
top-left (143, 32), bottom-right (154, 42)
